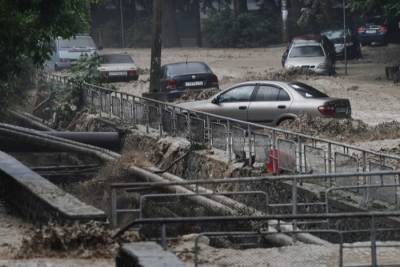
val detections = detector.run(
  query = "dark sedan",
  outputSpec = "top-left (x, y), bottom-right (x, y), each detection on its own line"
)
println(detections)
top-left (358, 16), bottom-right (389, 45)
top-left (322, 28), bottom-right (362, 59)
top-left (160, 62), bottom-right (219, 99)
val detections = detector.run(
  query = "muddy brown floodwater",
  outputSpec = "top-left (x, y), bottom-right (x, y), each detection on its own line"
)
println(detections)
top-left (103, 44), bottom-right (400, 125)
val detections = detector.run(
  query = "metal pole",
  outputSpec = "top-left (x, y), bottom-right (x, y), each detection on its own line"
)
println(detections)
top-left (111, 188), bottom-right (117, 228)
top-left (343, 0), bottom-right (348, 75)
top-left (119, 0), bottom-right (125, 48)
top-left (370, 216), bottom-right (378, 267)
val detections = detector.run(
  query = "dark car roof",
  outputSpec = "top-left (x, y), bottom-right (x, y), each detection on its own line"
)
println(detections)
top-left (292, 34), bottom-right (322, 41)
top-left (162, 61), bottom-right (209, 67)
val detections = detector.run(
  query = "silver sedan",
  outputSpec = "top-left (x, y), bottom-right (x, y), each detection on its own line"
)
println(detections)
top-left (178, 81), bottom-right (351, 126)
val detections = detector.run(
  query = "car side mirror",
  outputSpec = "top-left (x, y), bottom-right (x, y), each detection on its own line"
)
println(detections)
top-left (212, 97), bottom-right (220, 105)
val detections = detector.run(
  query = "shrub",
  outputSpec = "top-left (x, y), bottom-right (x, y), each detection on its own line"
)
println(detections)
top-left (204, 9), bottom-right (281, 48)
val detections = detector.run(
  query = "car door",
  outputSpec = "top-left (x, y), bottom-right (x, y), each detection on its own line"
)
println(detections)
top-left (210, 84), bottom-right (255, 121)
top-left (247, 84), bottom-right (292, 124)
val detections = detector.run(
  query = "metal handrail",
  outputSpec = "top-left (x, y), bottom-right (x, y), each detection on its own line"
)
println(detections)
top-left (43, 72), bottom-right (400, 162)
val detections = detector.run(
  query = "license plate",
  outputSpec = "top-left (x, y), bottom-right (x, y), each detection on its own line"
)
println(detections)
top-left (109, 71), bottom-right (127, 76)
top-left (185, 81), bottom-right (203, 87)
top-left (366, 30), bottom-right (376, 34)
top-left (336, 107), bottom-right (348, 113)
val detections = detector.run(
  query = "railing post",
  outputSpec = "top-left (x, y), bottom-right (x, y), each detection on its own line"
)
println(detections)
top-left (111, 187), bottom-right (117, 228)
top-left (272, 130), bottom-right (277, 174)
top-left (227, 120), bottom-right (232, 161)
top-left (297, 135), bottom-right (302, 174)
top-left (161, 224), bottom-right (167, 250)
top-left (120, 93), bottom-right (124, 121)
top-left (247, 125), bottom-right (252, 166)
top-left (206, 115), bottom-right (211, 148)
top-left (328, 143), bottom-right (332, 174)
top-left (187, 112), bottom-right (191, 141)
top-left (370, 216), bottom-right (378, 267)
top-left (145, 104), bottom-right (150, 134)
top-left (339, 232), bottom-right (344, 267)
top-left (159, 104), bottom-right (163, 137)
top-left (292, 176), bottom-right (298, 233)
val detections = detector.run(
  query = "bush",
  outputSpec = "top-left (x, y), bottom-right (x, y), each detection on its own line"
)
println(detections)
top-left (204, 9), bottom-right (281, 48)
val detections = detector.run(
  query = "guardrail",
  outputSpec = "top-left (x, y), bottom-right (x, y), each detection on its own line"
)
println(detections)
top-left (42, 73), bottom-right (400, 175)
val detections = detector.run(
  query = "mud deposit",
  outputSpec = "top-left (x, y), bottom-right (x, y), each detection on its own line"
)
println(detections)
top-left (280, 115), bottom-right (400, 143)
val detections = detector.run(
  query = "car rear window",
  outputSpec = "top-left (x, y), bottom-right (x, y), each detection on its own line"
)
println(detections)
top-left (166, 62), bottom-right (211, 76)
top-left (101, 54), bottom-right (134, 64)
top-left (289, 82), bottom-right (328, 98)
top-left (289, 46), bottom-right (325, 57)
top-left (58, 36), bottom-right (95, 49)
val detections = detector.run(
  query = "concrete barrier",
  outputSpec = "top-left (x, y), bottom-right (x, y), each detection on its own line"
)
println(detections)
top-left (0, 150), bottom-right (106, 223)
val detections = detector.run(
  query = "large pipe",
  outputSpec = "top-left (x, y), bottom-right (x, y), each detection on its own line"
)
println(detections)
top-left (0, 131), bottom-right (123, 152)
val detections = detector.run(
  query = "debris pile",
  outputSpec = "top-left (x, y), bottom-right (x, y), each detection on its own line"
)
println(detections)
top-left (177, 87), bottom-right (220, 102)
top-left (280, 114), bottom-right (400, 143)
top-left (16, 222), bottom-right (140, 259)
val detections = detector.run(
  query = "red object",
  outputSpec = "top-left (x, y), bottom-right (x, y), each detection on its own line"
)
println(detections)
top-left (379, 26), bottom-right (388, 33)
top-left (166, 79), bottom-right (177, 90)
top-left (267, 148), bottom-right (280, 173)
top-left (318, 105), bottom-right (336, 116)
top-left (357, 26), bottom-right (366, 33)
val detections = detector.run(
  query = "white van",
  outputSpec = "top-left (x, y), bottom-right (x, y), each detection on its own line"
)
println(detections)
top-left (51, 35), bottom-right (97, 70)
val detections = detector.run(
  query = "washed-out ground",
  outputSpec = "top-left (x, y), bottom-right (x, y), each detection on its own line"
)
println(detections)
top-left (171, 236), bottom-right (400, 267)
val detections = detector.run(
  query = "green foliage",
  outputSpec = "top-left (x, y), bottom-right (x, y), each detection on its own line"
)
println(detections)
top-left (204, 9), bottom-right (280, 48)
top-left (0, 0), bottom-right (92, 113)
top-left (350, 0), bottom-right (400, 17)
top-left (70, 55), bottom-right (101, 84)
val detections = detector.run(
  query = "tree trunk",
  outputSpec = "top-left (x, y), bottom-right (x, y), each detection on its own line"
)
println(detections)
top-left (233, 0), bottom-right (248, 16)
top-left (161, 0), bottom-right (181, 47)
top-left (149, 0), bottom-right (162, 93)
top-left (193, 0), bottom-right (202, 47)
top-left (281, 0), bottom-right (289, 42)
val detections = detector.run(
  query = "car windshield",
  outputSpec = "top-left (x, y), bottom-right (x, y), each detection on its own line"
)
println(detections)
top-left (166, 62), bottom-right (211, 76)
top-left (289, 82), bottom-right (328, 98)
top-left (101, 54), bottom-right (134, 64)
top-left (289, 46), bottom-right (324, 57)
top-left (322, 29), bottom-right (350, 40)
top-left (58, 36), bottom-right (95, 49)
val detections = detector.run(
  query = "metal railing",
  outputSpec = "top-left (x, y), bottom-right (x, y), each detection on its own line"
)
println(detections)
top-left (42, 73), bottom-right (400, 175)
top-left (112, 212), bottom-right (400, 267)
top-left (110, 171), bottom-right (400, 228)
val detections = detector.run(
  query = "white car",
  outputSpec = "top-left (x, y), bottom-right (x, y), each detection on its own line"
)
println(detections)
top-left (52, 35), bottom-right (97, 70)
top-left (98, 54), bottom-right (139, 81)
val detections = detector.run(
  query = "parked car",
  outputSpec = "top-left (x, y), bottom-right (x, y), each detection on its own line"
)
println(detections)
top-left (283, 41), bottom-right (335, 75)
top-left (52, 35), bottom-right (97, 70)
top-left (322, 28), bottom-right (362, 59)
top-left (178, 81), bottom-right (351, 126)
top-left (98, 53), bottom-right (139, 81)
top-left (358, 16), bottom-right (389, 45)
top-left (160, 61), bottom-right (219, 99)
top-left (282, 34), bottom-right (336, 67)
